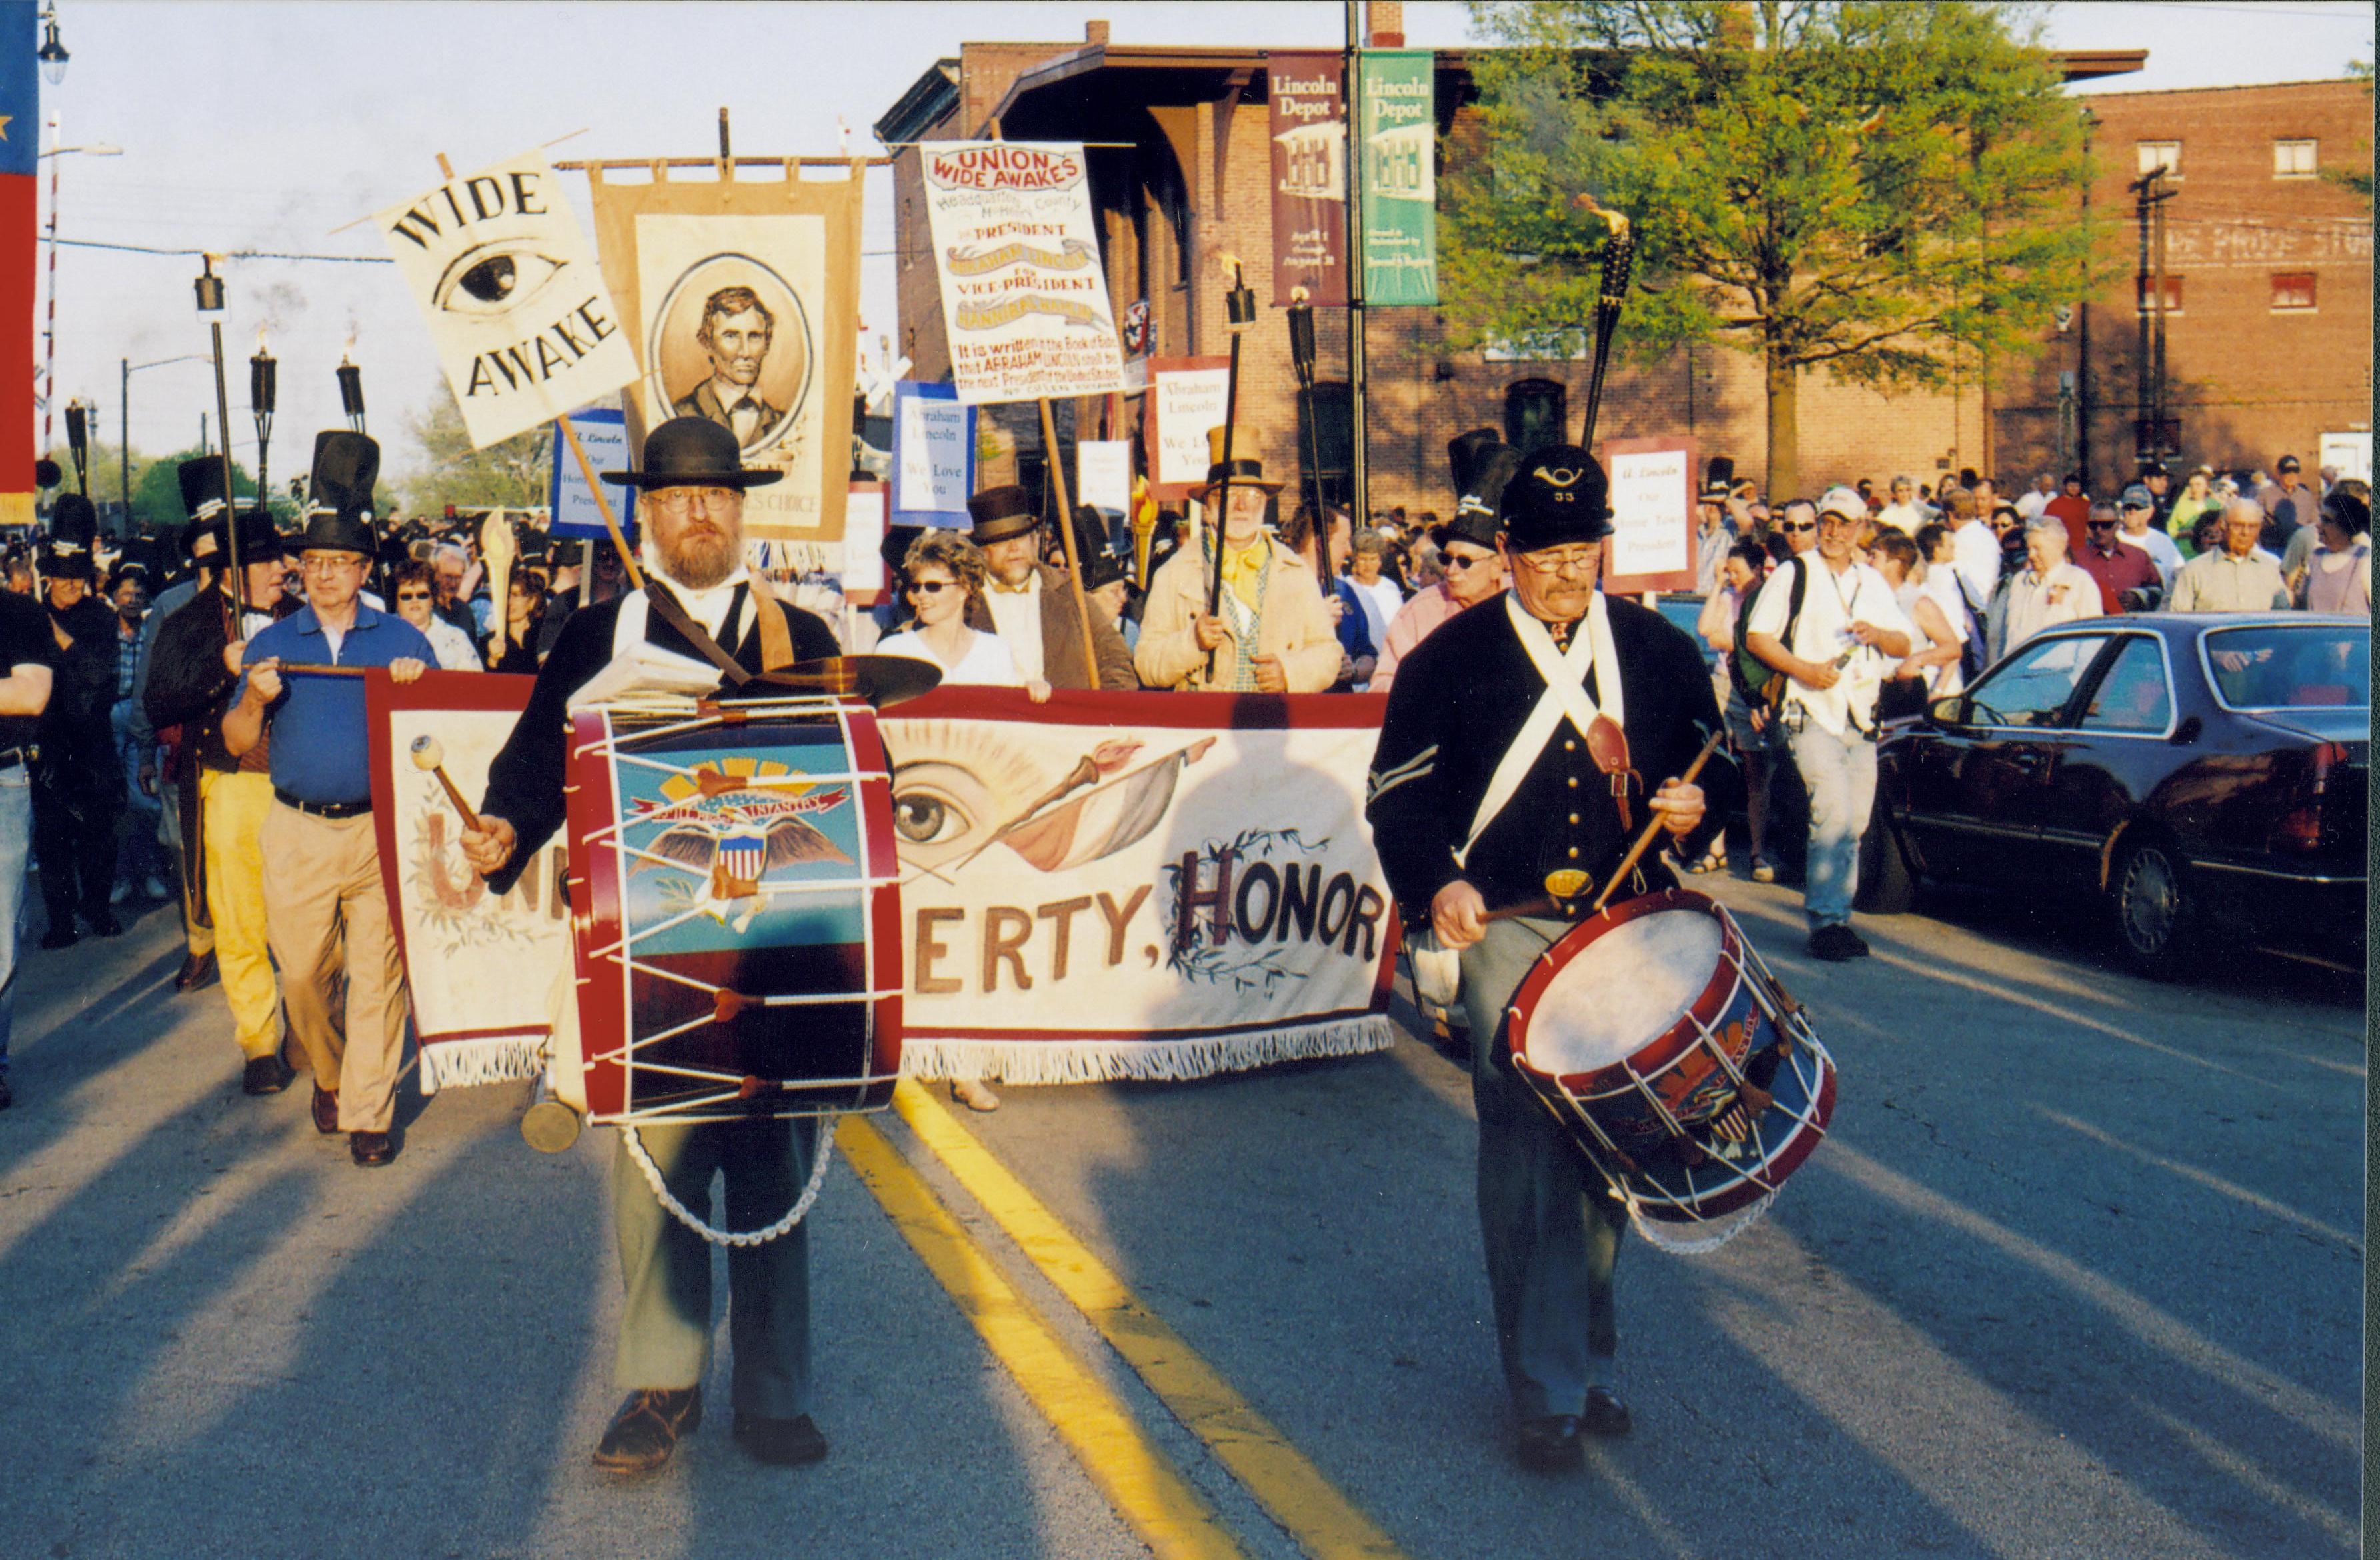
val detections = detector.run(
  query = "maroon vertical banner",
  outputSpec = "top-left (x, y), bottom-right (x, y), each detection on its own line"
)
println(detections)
top-left (1268, 51), bottom-right (1348, 308)
top-left (0, 1), bottom-right (35, 527)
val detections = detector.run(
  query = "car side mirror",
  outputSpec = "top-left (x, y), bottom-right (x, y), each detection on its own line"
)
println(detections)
top-left (1926, 693), bottom-right (1969, 730)
top-left (2169, 714), bottom-right (2201, 745)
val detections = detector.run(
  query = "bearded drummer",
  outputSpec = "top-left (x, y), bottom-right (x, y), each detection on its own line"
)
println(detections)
top-left (1365, 445), bottom-right (1732, 1473)
top-left (457, 417), bottom-right (843, 1477)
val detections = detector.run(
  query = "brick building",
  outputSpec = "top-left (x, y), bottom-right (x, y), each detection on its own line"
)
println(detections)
top-left (1991, 78), bottom-right (2375, 493)
top-left (875, 22), bottom-right (2147, 518)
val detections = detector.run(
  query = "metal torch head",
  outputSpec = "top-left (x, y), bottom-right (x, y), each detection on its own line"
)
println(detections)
top-left (408, 734), bottom-right (444, 771)
top-left (1220, 252), bottom-right (1256, 329)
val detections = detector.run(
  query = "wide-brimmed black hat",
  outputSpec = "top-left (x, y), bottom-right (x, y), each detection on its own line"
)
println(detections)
top-left (1198, 456), bottom-right (1283, 496)
top-left (1500, 445), bottom-right (1613, 552)
top-left (602, 415), bottom-right (783, 491)
top-left (190, 510), bottom-right (287, 569)
top-left (966, 485), bottom-right (1042, 546)
top-left (300, 430), bottom-right (380, 556)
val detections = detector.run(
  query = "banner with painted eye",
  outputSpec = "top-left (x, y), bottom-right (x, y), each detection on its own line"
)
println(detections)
top-left (369, 679), bottom-right (1400, 1094)
top-left (377, 150), bottom-right (640, 449)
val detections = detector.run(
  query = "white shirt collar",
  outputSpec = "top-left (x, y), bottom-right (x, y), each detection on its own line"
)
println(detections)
top-left (642, 552), bottom-right (752, 640)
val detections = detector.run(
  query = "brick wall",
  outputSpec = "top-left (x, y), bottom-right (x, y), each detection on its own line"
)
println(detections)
top-left (1991, 79), bottom-right (2373, 488)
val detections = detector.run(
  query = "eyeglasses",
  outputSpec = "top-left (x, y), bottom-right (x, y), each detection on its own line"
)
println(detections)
top-left (1778, 521), bottom-right (1817, 534)
top-left (2086, 519), bottom-right (2117, 529)
top-left (1441, 551), bottom-right (1493, 573)
top-left (395, 589), bottom-right (432, 602)
top-left (1513, 546), bottom-right (1600, 577)
top-left (648, 486), bottom-right (740, 517)
top-left (300, 555), bottom-right (365, 574)
top-left (906, 579), bottom-right (956, 595)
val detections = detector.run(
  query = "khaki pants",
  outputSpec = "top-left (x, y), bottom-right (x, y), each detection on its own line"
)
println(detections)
top-left (261, 803), bottom-right (409, 1131)
top-left (199, 771), bottom-right (277, 1058)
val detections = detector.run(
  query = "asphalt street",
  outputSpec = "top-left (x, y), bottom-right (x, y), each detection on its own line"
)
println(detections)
top-left (0, 866), bottom-right (2359, 1560)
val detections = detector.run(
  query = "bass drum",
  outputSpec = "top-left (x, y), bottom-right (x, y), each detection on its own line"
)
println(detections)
top-left (1504, 888), bottom-right (1835, 1249)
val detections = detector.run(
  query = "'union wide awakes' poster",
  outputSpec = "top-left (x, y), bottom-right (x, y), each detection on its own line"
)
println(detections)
top-left (376, 150), bottom-right (639, 449)
top-left (587, 163), bottom-right (864, 543)
top-left (920, 142), bottom-right (1126, 405)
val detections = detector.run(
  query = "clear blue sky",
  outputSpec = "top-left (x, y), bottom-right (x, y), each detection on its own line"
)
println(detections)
top-left (36, 1), bottom-right (2375, 492)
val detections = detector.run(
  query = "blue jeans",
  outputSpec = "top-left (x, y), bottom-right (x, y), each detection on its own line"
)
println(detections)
top-left (1787, 723), bottom-right (1878, 929)
top-left (0, 767), bottom-right (32, 1072)
top-left (111, 700), bottom-right (171, 887)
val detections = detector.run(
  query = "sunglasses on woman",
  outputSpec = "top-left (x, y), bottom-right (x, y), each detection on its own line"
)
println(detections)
top-left (906, 579), bottom-right (956, 595)
top-left (395, 589), bottom-right (432, 602)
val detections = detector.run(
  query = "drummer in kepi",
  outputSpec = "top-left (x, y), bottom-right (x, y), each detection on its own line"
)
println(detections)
top-left (1366, 446), bottom-right (1733, 1474)
top-left (457, 417), bottom-right (842, 1478)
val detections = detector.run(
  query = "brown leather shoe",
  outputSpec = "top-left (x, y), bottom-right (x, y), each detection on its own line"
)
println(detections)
top-left (174, 951), bottom-right (217, 993)
top-left (311, 1085), bottom-right (339, 1136)
top-left (349, 1130), bottom-right (397, 1167)
top-left (594, 1388), bottom-right (703, 1475)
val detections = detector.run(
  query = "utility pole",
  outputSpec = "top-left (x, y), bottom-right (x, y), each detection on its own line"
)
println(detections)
top-left (1344, 0), bottom-right (1367, 521)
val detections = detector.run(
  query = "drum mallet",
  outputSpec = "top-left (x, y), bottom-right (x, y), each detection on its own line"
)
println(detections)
top-left (1588, 727), bottom-right (1728, 915)
top-left (409, 735), bottom-right (483, 833)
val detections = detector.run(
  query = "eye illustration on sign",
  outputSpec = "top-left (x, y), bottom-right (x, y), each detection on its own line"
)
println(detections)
top-left (645, 252), bottom-right (815, 459)
top-left (433, 241), bottom-right (571, 320)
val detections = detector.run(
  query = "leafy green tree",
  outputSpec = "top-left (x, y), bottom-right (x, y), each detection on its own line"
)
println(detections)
top-left (398, 380), bottom-right (552, 515)
top-left (1445, 1), bottom-right (2104, 497)
top-left (2323, 61), bottom-right (2371, 202)
top-left (125, 448), bottom-right (259, 533)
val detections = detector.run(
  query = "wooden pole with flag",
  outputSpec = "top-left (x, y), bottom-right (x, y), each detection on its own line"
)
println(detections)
top-left (1037, 397), bottom-right (1102, 688)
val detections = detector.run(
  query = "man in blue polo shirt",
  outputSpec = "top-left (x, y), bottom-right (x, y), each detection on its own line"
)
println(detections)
top-left (224, 433), bottom-right (432, 1167)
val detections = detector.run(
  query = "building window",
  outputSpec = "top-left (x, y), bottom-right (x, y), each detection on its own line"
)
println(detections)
top-left (2135, 140), bottom-right (2181, 180)
top-left (1504, 379), bottom-right (1568, 454)
top-left (2135, 275), bottom-right (2183, 315)
top-left (2271, 272), bottom-right (2317, 312)
top-left (2273, 139), bottom-right (2319, 178)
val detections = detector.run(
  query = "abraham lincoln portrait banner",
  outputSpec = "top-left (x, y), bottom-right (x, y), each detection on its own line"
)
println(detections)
top-left (371, 678), bottom-right (1398, 1093)
top-left (587, 162), bottom-right (864, 544)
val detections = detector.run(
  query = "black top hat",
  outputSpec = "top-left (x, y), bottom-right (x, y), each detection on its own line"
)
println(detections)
top-left (966, 485), bottom-right (1042, 546)
top-left (1706, 454), bottom-right (1736, 490)
top-left (602, 415), bottom-right (784, 491)
top-left (40, 541), bottom-right (95, 581)
top-left (300, 430), bottom-right (380, 556)
top-left (50, 492), bottom-right (97, 549)
top-left (1436, 443), bottom-right (1522, 555)
top-left (1500, 445), bottom-right (1613, 552)
top-left (1447, 427), bottom-right (1502, 499)
top-left (1199, 456), bottom-right (1283, 495)
top-left (179, 456), bottom-right (230, 523)
top-left (1071, 509), bottom-right (1127, 592)
top-left (880, 523), bottom-right (926, 572)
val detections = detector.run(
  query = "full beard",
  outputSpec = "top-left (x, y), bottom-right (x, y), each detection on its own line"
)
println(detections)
top-left (660, 526), bottom-right (740, 591)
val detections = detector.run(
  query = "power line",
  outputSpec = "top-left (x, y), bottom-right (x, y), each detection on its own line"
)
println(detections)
top-left (56, 237), bottom-right (393, 264)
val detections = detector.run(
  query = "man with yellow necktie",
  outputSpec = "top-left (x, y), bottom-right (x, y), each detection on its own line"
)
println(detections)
top-left (1134, 455), bottom-right (1340, 693)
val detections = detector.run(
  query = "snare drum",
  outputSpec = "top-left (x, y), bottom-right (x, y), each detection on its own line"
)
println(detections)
top-left (562, 695), bottom-right (902, 1125)
top-left (1504, 889), bottom-right (1835, 1233)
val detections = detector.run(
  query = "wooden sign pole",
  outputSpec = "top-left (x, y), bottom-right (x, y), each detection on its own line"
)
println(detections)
top-left (1038, 397), bottom-right (1103, 687)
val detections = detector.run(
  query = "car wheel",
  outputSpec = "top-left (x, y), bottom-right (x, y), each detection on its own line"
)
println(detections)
top-left (2111, 838), bottom-right (2194, 975)
top-left (1855, 812), bottom-right (1917, 915)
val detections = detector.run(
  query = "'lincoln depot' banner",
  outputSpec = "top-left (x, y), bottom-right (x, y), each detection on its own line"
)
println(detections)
top-left (370, 680), bottom-right (1398, 1091)
top-left (1268, 51), bottom-right (1348, 307)
top-left (1357, 49), bottom-right (1438, 306)
top-left (921, 141), bottom-right (1126, 405)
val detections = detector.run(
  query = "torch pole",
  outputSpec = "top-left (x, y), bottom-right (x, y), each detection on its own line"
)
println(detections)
top-left (207, 319), bottom-right (246, 611)
top-left (1037, 397), bottom-right (1103, 688)
top-left (1205, 257), bottom-right (1258, 685)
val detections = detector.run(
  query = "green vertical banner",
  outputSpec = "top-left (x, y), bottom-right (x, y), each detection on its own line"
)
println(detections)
top-left (1358, 49), bottom-right (1437, 306)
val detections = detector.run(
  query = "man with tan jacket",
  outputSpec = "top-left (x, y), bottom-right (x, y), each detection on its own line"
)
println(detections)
top-left (1135, 457), bottom-right (1342, 692)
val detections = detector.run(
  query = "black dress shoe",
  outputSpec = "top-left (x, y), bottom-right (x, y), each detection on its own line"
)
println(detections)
top-left (311, 1085), bottom-right (339, 1135)
top-left (593, 1388), bottom-right (702, 1475)
top-left (87, 914), bottom-right (122, 939)
top-left (241, 1054), bottom-right (295, 1096)
top-left (1843, 927), bottom-right (1873, 958)
top-left (1580, 1386), bottom-right (1632, 1438)
top-left (37, 926), bottom-right (75, 951)
top-left (1515, 1415), bottom-right (1585, 1473)
top-left (349, 1129), bottom-right (397, 1167)
top-left (174, 951), bottom-right (217, 992)
top-left (732, 1411), bottom-right (828, 1467)
top-left (1808, 924), bottom-right (1862, 962)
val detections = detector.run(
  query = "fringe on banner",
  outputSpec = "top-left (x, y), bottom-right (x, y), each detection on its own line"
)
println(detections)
top-left (417, 1035), bottom-right (548, 1095)
top-left (900, 1015), bottom-right (1398, 1087)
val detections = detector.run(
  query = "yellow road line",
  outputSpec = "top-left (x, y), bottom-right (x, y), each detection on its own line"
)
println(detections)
top-left (834, 1116), bottom-right (1246, 1560)
top-left (892, 1080), bottom-right (1412, 1560)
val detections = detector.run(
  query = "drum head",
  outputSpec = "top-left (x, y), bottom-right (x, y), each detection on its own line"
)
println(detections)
top-left (1519, 904), bottom-right (1723, 1078)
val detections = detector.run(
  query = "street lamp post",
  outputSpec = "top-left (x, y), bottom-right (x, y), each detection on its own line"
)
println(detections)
top-left (121, 352), bottom-right (210, 532)
top-left (38, 125), bottom-right (122, 460)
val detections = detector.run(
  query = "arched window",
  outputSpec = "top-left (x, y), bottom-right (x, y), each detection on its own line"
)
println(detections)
top-left (1504, 379), bottom-right (1568, 454)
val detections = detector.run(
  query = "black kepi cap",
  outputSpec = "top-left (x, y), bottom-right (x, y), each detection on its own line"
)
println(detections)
top-left (1499, 445), bottom-right (1612, 552)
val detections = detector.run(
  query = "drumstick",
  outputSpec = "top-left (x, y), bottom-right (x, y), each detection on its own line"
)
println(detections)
top-left (1588, 728), bottom-right (1728, 915)
top-left (409, 734), bottom-right (483, 833)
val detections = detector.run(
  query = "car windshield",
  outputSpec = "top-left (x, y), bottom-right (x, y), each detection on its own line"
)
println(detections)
top-left (2201, 625), bottom-right (2369, 710)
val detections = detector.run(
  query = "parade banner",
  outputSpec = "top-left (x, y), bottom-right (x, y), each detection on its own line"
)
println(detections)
top-left (920, 141), bottom-right (1126, 405)
top-left (1142, 356), bottom-right (1230, 501)
top-left (1357, 49), bottom-right (1438, 307)
top-left (0, 4), bottom-right (32, 531)
top-left (369, 683), bottom-right (1398, 1091)
top-left (547, 407), bottom-right (638, 542)
top-left (363, 671), bottom-right (569, 1093)
top-left (586, 163), bottom-right (864, 544)
top-left (1599, 437), bottom-right (1698, 595)
top-left (377, 151), bottom-right (640, 449)
top-left (890, 379), bottom-right (974, 525)
top-left (1268, 51), bottom-right (1349, 307)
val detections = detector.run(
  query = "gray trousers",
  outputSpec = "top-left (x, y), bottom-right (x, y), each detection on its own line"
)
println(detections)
top-left (612, 1116), bottom-right (818, 1419)
top-left (1458, 916), bottom-right (1628, 1422)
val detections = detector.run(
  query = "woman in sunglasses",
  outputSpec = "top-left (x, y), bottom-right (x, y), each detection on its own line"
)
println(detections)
top-left (878, 530), bottom-right (1050, 703)
top-left (390, 559), bottom-right (481, 671)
